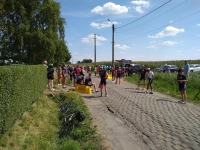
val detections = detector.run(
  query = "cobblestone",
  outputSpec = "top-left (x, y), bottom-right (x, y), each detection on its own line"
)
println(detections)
top-left (90, 76), bottom-right (200, 150)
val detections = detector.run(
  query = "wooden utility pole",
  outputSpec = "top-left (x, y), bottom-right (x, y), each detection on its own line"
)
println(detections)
top-left (94, 34), bottom-right (96, 67)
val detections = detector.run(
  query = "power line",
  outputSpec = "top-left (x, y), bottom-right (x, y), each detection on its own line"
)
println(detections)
top-left (116, 0), bottom-right (188, 33)
top-left (115, 10), bottom-right (200, 43)
top-left (115, 0), bottom-right (172, 29)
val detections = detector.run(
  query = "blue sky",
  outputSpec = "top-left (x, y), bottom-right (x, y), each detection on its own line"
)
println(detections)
top-left (55, 0), bottom-right (200, 63)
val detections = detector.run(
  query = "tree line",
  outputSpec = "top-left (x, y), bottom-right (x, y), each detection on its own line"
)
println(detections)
top-left (0, 0), bottom-right (71, 65)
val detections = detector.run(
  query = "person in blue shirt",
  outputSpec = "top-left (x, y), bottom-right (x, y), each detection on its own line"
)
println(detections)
top-left (183, 61), bottom-right (190, 79)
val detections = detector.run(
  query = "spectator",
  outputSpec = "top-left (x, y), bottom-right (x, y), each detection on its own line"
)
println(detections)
top-left (85, 74), bottom-right (98, 92)
top-left (137, 65), bottom-right (147, 90)
top-left (47, 63), bottom-right (54, 90)
top-left (183, 61), bottom-right (190, 79)
top-left (56, 65), bottom-right (62, 85)
top-left (145, 68), bottom-right (154, 94)
top-left (177, 68), bottom-right (188, 104)
top-left (76, 75), bottom-right (84, 84)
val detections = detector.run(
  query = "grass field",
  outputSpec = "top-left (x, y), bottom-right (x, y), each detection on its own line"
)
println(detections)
top-left (0, 92), bottom-right (107, 150)
top-left (124, 71), bottom-right (200, 103)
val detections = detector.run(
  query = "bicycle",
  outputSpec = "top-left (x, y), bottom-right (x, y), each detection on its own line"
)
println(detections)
top-left (58, 108), bottom-right (85, 139)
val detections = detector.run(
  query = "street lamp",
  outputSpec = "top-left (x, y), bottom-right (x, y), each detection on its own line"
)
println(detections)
top-left (108, 19), bottom-right (114, 67)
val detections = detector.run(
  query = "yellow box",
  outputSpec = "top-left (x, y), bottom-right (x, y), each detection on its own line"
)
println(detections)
top-left (75, 84), bottom-right (92, 94)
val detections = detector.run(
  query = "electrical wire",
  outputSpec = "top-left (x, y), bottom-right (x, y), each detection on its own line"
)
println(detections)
top-left (115, 10), bottom-right (200, 43)
top-left (116, 0), bottom-right (188, 33)
top-left (115, 0), bottom-right (172, 29)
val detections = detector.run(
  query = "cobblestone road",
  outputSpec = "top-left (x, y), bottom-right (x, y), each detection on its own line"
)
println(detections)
top-left (91, 76), bottom-right (200, 150)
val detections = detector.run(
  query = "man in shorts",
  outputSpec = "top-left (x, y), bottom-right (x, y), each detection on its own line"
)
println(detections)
top-left (85, 74), bottom-right (98, 92)
top-left (115, 66), bottom-right (122, 84)
top-left (137, 65), bottom-right (147, 90)
top-left (145, 68), bottom-right (154, 94)
top-left (99, 66), bottom-right (108, 97)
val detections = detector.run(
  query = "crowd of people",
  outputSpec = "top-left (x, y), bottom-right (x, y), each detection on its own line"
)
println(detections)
top-left (44, 61), bottom-right (189, 103)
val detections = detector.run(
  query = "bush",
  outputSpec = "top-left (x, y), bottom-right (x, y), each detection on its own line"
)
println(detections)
top-left (0, 65), bottom-right (47, 135)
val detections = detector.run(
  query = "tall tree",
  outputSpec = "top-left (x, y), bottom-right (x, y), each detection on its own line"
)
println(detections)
top-left (0, 0), bottom-right (71, 64)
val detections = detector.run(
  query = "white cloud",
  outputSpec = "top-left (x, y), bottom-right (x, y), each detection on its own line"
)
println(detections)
top-left (131, 0), bottom-right (150, 13)
top-left (115, 44), bottom-right (130, 50)
top-left (68, 43), bottom-right (72, 46)
top-left (90, 21), bottom-right (119, 29)
top-left (130, 0), bottom-right (150, 8)
top-left (197, 23), bottom-right (200, 26)
top-left (82, 34), bottom-right (107, 45)
top-left (91, 2), bottom-right (128, 15)
top-left (135, 6), bottom-right (144, 13)
top-left (147, 45), bottom-right (158, 49)
top-left (162, 41), bottom-right (176, 46)
top-left (148, 26), bottom-right (184, 38)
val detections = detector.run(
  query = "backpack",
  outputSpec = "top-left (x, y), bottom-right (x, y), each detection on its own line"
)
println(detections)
top-left (76, 111), bottom-right (85, 121)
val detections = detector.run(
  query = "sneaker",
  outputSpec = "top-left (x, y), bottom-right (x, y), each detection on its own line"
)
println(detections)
top-left (105, 93), bottom-right (108, 97)
top-left (181, 101), bottom-right (186, 104)
top-left (145, 91), bottom-right (148, 94)
top-left (50, 88), bottom-right (55, 91)
top-left (95, 90), bottom-right (99, 92)
top-left (178, 100), bottom-right (183, 103)
top-left (149, 91), bottom-right (153, 94)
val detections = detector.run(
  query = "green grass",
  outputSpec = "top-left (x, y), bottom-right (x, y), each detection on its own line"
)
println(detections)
top-left (0, 92), bottom-right (107, 150)
top-left (124, 71), bottom-right (200, 103)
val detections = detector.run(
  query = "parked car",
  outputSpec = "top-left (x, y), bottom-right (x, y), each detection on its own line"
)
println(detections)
top-left (189, 64), bottom-right (200, 72)
top-left (154, 65), bottom-right (179, 73)
top-left (128, 64), bottom-right (142, 75)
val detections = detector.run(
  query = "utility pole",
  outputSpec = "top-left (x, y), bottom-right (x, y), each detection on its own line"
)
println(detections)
top-left (108, 19), bottom-right (115, 67)
top-left (112, 23), bottom-right (114, 67)
top-left (94, 34), bottom-right (96, 67)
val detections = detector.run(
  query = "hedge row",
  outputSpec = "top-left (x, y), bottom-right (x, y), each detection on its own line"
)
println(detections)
top-left (0, 65), bottom-right (47, 135)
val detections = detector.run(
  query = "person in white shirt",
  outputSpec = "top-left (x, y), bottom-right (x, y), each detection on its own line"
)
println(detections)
top-left (145, 68), bottom-right (154, 94)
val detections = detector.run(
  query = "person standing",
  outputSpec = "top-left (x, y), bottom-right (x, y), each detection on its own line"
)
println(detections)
top-left (62, 63), bottom-right (68, 88)
top-left (115, 66), bottom-right (122, 84)
top-left (145, 68), bottom-right (154, 94)
top-left (177, 68), bottom-right (188, 104)
top-left (47, 64), bottom-right (54, 90)
top-left (137, 65), bottom-right (147, 90)
top-left (99, 66), bottom-right (108, 97)
top-left (56, 65), bottom-right (62, 85)
top-left (183, 61), bottom-right (190, 79)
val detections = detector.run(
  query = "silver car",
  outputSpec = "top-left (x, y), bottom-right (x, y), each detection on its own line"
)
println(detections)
top-left (189, 64), bottom-right (200, 72)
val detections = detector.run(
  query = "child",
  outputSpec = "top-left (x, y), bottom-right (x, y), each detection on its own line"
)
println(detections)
top-left (177, 68), bottom-right (187, 104)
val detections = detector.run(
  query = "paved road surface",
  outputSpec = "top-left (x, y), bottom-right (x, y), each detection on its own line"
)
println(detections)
top-left (82, 75), bottom-right (200, 150)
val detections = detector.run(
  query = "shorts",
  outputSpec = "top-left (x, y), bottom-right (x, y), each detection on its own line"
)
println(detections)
top-left (100, 78), bottom-right (107, 85)
top-left (58, 74), bottom-right (62, 79)
top-left (148, 78), bottom-right (153, 84)
top-left (116, 74), bottom-right (121, 78)
top-left (47, 74), bottom-right (54, 80)
top-left (179, 84), bottom-right (186, 91)
top-left (140, 76), bottom-right (146, 80)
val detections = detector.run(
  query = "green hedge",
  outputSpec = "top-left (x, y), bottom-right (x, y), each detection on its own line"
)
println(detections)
top-left (0, 65), bottom-right (47, 135)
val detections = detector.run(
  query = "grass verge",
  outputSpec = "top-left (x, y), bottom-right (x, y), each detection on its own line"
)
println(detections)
top-left (0, 92), bottom-right (107, 150)
top-left (124, 71), bottom-right (200, 104)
